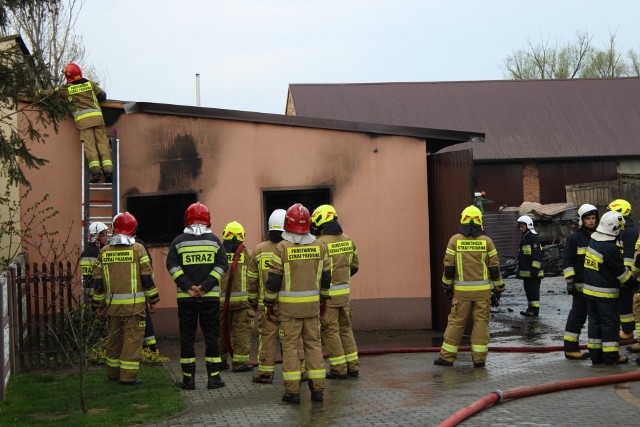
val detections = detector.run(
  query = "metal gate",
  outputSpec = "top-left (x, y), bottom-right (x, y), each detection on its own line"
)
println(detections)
top-left (428, 149), bottom-right (474, 331)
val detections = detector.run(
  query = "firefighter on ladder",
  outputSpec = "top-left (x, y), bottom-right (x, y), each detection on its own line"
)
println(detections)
top-left (58, 63), bottom-right (112, 183)
top-left (264, 203), bottom-right (331, 403)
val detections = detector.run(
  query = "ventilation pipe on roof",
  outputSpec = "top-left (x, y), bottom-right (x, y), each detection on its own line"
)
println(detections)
top-left (195, 73), bottom-right (201, 107)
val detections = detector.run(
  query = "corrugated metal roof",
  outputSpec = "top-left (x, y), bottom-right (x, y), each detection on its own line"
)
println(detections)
top-left (288, 78), bottom-right (640, 161)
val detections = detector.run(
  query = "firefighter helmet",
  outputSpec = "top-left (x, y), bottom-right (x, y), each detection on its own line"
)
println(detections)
top-left (184, 202), bottom-right (211, 227)
top-left (88, 222), bottom-right (108, 242)
top-left (311, 204), bottom-right (338, 227)
top-left (112, 212), bottom-right (137, 237)
top-left (608, 199), bottom-right (632, 217)
top-left (268, 209), bottom-right (286, 231)
top-left (596, 211), bottom-right (624, 236)
top-left (63, 62), bottom-right (83, 83)
top-left (223, 221), bottom-right (245, 241)
top-left (284, 203), bottom-right (311, 234)
top-left (460, 205), bottom-right (483, 225)
top-left (578, 204), bottom-right (599, 227)
top-left (517, 215), bottom-right (537, 234)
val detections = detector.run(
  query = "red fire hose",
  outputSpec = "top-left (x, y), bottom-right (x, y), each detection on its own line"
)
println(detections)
top-left (438, 372), bottom-right (640, 427)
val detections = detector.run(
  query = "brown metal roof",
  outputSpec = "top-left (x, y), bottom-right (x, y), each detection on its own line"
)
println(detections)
top-left (123, 101), bottom-right (483, 152)
top-left (288, 78), bottom-right (640, 162)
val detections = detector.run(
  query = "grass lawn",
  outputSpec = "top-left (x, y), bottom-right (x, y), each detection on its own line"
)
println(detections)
top-left (0, 365), bottom-right (185, 426)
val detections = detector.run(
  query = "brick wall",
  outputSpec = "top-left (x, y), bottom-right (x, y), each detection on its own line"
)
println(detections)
top-left (523, 162), bottom-right (540, 202)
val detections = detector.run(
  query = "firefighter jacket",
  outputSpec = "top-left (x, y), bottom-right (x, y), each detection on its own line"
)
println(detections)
top-left (442, 232), bottom-right (504, 301)
top-left (317, 233), bottom-right (359, 307)
top-left (583, 233), bottom-right (638, 300)
top-left (220, 245), bottom-right (252, 310)
top-left (620, 218), bottom-right (639, 269)
top-left (80, 244), bottom-right (100, 289)
top-left (57, 79), bottom-right (107, 130)
top-left (562, 228), bottom-right (592, 291)
top-left (92, 242), bottom-right (159, 316)
top-left (517, 231), bottom-right (544, 278)
top-left (166, 232), bottom-right (228, 303)
top-left (247, 239), bottom-right (278, 309)
top-left (264, 238), bottom-right (331, 318)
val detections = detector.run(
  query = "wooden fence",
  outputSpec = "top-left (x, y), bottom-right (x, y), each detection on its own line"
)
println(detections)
top-left (565, 175), bottom-right (640, 215)
top-left (8, 262), bottom-right (74, 371)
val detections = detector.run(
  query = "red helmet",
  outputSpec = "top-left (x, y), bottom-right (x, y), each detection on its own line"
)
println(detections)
top-left (185, 202), bottom-right (211, 227)
top-left (112, 212), bottom-right (138, 237)
top-left (284, 203), bottom-right (311, 234)
top-left (63, 62), bottom-right (83, 83)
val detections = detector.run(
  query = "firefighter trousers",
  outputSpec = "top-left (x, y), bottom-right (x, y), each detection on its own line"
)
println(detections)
top-left (440, 297), bottom-right (490, 364)
top-left (634, 293), bottom-right (640, 343)
top-left (321, 304), bottom-right (359, 376)
top-left (106, 313), bottom-right (145, 382)
top-left (178, 300), bottom-right (220, 362)
top-left (618, 286), bottom-right (635, 334)
top-left (218, 307), bottom-right (254, 369)
top-left (144, 308), bottom-right (157, 350)
top-left (586, 297), bottom-right (620, 364)
top-left (563, 291), bottom-right (588, 352)
top-left (255, 307), bottom-right (306, 381)
top-left (79, 125), bottom-right (112, 173)
top-left (522, 277), bottom-right (541, 313)
top-left (279, 315), bottom-right (325, 394)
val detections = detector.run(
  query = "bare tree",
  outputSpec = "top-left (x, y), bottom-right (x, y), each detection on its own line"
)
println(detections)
top-left (1, 0), bottom-right (91, 86)
top-left (503, 31), bottom-right (640, 79)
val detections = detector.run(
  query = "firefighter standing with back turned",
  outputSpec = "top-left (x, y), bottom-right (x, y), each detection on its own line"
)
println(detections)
top-left (264, 203), bottom-right (331, 403)
top-left (218, 221), bottom-right (254, 372)
top-left (247, 209), bottom-right (287, 383)
top-left (607, 200), bottom-right (639, 342)
top-left (166, 202), bottom-right (229, 390)
top-left (434, 206), bottom-right (504, 368)
top-left (562, 204), bottom-right (599, 360)
top-left (583, 210), bottom-right (639, 365)
top-left (516, 215), bottom-right (544, 317)
top-left (92, 212), bottom-right (160, 385)
top-left (58, 63), bottom-right (113, 183)
top-left (310, 204), bottom-right (360, 379)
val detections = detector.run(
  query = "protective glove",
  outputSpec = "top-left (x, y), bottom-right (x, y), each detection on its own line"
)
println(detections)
top-left (265, 305), bottom-right (276, 322)
top-left (443, 287), bottom-right (453, 300)
top-left (566, 278), bottom-right (577, 296)
top-left (490, 292), bottom-right (501, 308)
top-left (320, 301), bottom-right (327, 317)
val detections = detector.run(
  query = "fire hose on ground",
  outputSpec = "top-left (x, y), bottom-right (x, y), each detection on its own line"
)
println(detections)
top-left (247, 338), bottom-right (639, 425)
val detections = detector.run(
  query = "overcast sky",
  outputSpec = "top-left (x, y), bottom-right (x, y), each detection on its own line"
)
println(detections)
top-left (74, 1), bottom-right (640, 114)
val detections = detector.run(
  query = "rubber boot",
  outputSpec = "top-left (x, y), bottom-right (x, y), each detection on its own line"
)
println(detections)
top-left (308, 379), bottom-right (324, 402)
top-left (104, 172), bottom-right (113, 184)
top-left (252, 371), bottom-right (273, 384)
top-left (282, 393), bottom-right (300, 404)
top-left (627, 342), bottom-right (640, 353)
top-left (620, 331), bottom-right (634, 340)
top-left (520, 306), bottom-right (539, 317)
top-left (433, 357), bottom-right (454, 366)
top-left (178, 363), bottom-right (196, 390)
top-left (565, 351), bottom-right (589, 360)
top-left (89, 170), bottom-right (101, 183)
top-left (206, 362), bottom-right (225, 389)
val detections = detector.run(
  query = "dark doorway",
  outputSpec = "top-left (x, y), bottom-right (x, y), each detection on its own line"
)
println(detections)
top-left (262, 188), bottom-right (332, 235)
top-left (127, 192), bottom-right (197, 245)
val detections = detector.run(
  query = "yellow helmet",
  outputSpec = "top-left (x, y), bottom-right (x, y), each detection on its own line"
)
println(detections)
top-left (460, 205), bottom-right (483, 225)
top-left (222, 221), bottom-right (245, 241)
top-left (608, 199), bottom-right (631, 217)
top-left (311, 204), bottom-right (338, 227)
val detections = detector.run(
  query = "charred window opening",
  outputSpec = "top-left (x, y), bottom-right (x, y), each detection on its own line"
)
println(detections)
top-left (262, 188), bottom-right (331, 234)
top-left (127, 193), bottom-right (197, 245)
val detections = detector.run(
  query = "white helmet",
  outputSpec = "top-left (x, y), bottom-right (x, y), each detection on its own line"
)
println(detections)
top-left (268, 209), bottom-right (287, 232)
top-left (596, 211), bottom-right (624, 237)
top-left (517, 215), bottom-right (537, 234)
top-left (88, 222), bottom-right (108, 242)
top-left (577, 204), bottom-right (599, 227)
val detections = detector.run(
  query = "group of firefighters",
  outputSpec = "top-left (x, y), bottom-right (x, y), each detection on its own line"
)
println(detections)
top-left (82, 201), bottom-right (359, 403)
top-left (436, 199), bottom-right (640, 368)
